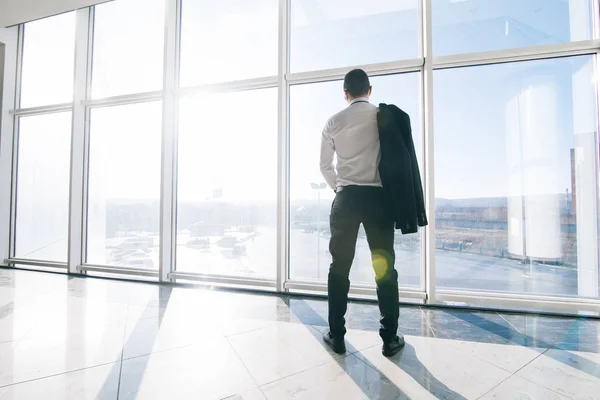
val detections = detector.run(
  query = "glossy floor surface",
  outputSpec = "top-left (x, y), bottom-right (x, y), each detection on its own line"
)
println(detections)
top-left (0, 268), bottom-right (599, 399)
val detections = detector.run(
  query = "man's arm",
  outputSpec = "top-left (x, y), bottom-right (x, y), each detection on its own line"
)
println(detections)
top-left (320, 121), bottom-right (337, 191)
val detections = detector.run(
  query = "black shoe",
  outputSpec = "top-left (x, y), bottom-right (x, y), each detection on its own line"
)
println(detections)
top-left (323, 331), bottom-right (346, 354)
top-left (382, 335), bottom-right (405, 357)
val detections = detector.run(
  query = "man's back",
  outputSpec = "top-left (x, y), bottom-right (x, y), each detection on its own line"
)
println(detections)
top-left (321, 68), bottom-right (404, 358)
top-left (320, 99), bottom-right (381, 190)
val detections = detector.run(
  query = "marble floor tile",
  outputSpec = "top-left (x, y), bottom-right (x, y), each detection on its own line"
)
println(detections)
top-left (346, 304), bottom-right (430, 337)
top-left (0, 275), bottom-right (57, 305)
top-left (219, 316), bottom-right (278, 337)
top-left (0, 324), bottom-right (124, 387)
top-left (125, 303), bottom-right (167, 322)
top-left (168, 289), bottom-right (287, 323)
top-left (228, 321), bottom-right (344, 385)
top-left (354, 336), bottom-right (512, 399)
top-left (66, 278), bottom-right (139, 304)
top-left (499, 313), bottom-right (600, 353)
top-left (0, 311), bottom-right (39, 344)
top-left (123, 285), bottom-right (174, 308)
top-left (479, 374), bottom-right (570, 400)
top-left (304, 303), bottom-right (432, 338)
top-left (517, 349), bottom-right (600, 399)
top-left (223, 294), bottom-right (288, 321)
top-left (425, 310), bottom-right (519, 345)
top-left (222, 387), bottom-right (267, 400)
top-left (0, 271), bottom-right (65, 296)
top-left (0, 289), bottom-right (47, 318)
top-left (0, 341), bottom-right (19, 382)
top-left (261, 353), bottom-right (413, 400)
top-left (438, 310), bottom-right (600, 353)
top-left (0, 289), bottom-right (19, 308)
top-left (310, 325), bottom-right (383, 354)
top-left (0, 362), bottom-right (120, 400)
top-left (0, 272), bottom-right (16, 289)
top-left (24, 297), bottom-right (129, 340)
top-left (274, 298), bottom-right (329, 326)
top-left (500, 313), bottom-right (592, 334)
top-left (449, 340), bottom-right (547, 373)
top-left (122, 310), bottom-right (223, 359)
top-left (585, 317), bottom-right (600, 332)
top-left (119, 338), bottom-right (258, 400)
top-left (0, 301), bottom-right (15, 320)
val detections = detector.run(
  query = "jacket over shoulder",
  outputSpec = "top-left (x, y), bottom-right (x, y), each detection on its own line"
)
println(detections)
top-left (377, 103), bottom-right (428, 234)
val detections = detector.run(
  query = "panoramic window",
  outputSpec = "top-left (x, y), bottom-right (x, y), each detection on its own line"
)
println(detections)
top-left (434, 55), bottom-right (599, 299)
top-left (92, 0), bottom-right (165, 97)
top-left (20, 12), bottom-right (76, 108)
top-left (176, 89), bottom-right (278, 278)
top-left (432, 0), bottom-right (594, 56)
top-left (15, 112), bottom-right (72, 261)
top-left (86, 102), bottom-right (162, 269)
top-left (290, 0), bottom-right (420, 72)
top-left (180, 0), bottom-right (278, 86)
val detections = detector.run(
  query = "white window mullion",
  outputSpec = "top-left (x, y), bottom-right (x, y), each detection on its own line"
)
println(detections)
top-left (159, 0), bottom-right (181, 282)
top-left (67, 8), bottom-right (93, 274)
top-left (0, 25), bottom-right (20, 263)
top-left (276, 0), bottom-right (290, 292)
top-left (422, 0), bottom-right (436, 304)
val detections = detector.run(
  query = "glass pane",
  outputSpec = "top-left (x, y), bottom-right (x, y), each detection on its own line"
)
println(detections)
top-left (20, 13), bottom-right (76, 108)
top-left (290, 0), bottom-right (419, 73)
top-left (86, 102), bottom-right (162, 269)
top-left (432, 0), bottom-right (593, 57)
top-left (434, 55), bottom-right (599, 299)
top-left (176, 89), bottom-right (277, 278)
top-left (92, 0), bottom-right (165, 98)
top-left (289, 73), bottom-right (422, 286)
top-left (15, 112), bottom-right (72, 261)
top-left (180, 0), bottom-right (278, 86)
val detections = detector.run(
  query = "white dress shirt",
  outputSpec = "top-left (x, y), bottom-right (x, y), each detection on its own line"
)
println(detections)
top-left (320, 97), bottom-right (382, 191)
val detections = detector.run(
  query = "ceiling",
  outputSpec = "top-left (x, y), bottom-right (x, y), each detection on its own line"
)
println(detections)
top-left (0, 0), bottom-right (110, 27)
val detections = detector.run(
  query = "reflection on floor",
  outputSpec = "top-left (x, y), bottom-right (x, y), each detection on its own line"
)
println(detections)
top-left (0, 268), bottom-right (598, 399)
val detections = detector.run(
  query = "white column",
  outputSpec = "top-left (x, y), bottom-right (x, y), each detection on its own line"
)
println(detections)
top-left (0, 27), bottom-right (18, 263)
top-left (522, 79), bottom-right (562, 261)
top-left (505, 74), bottom-right (563, 262)
top-left (505, 95), bottom-right (525, 259)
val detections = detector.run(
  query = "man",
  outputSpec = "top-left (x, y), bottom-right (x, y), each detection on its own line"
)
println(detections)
top-left (320, 69), bottom-right (404, 357)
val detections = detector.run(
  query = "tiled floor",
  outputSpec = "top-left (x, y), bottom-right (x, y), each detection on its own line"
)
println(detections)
top-left (0, 268), bottom-right (599, 399)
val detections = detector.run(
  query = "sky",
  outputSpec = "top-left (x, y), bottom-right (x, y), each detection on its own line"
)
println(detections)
top-left (13, 0), bottom-right (598, 220)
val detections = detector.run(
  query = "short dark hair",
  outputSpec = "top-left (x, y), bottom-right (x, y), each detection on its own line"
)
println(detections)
top-left (343, 69), bottom-right (371, 98)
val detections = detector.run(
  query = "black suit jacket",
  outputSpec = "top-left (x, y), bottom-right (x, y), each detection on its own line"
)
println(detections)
top-left (377, 103), bottom-right (428, 234)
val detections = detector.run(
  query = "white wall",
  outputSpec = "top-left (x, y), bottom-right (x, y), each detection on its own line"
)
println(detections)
top-left (0, 0), bottom-right (110, 27)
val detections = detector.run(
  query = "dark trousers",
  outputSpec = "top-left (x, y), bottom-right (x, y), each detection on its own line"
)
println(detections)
top-left (328, 185), bottom-right (399, 342)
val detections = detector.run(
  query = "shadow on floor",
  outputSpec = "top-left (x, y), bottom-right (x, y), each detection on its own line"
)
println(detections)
top-left (451, 311), bottom-right (600, 379)
top-left (286, 298), bottom-right (468, 400)
top-left (0, 301), bottom-right (14, 320)
top-left (98, 285), bottom-right (173, 399)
